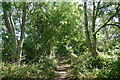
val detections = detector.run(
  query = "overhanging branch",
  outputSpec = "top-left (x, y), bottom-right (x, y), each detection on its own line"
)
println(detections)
top-left (107, 24), bottom-right (120, 28)
top-left (95, 0), bottom-right (101, 19)
top-left (95, 4), bottom-right (120, 34)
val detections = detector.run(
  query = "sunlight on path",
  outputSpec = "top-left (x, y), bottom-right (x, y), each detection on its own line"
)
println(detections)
top-left (53, 57), bottom-right (71, 80)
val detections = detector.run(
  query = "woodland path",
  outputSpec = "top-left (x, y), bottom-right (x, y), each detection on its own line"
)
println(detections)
top-left (53, 56), bottom-right (71, 80)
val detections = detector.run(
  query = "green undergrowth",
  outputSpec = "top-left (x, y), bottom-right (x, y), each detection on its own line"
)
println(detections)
top-left (2, 57), bottom-right (56, 79)
top-left (69, 51), bottom-right (120, 79)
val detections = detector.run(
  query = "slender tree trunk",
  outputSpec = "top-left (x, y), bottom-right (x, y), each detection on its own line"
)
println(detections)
top-left (105, 27), bottom-right (110, 47)
top-left (2, 2), bottom-right (27, 65)
top-left (9, 9), bottom-right (18, 63)
top-left (118, 9), bottom-right (120, 26)
top-left (2, 2), bottom-right (17, 63)
top-left (92, 1), bottom-right (98, 56)
top-left (11, 35), bottom-right (17, 63)
top-left (92, 34), bottom-right (98, 56)
top-left (17, 41), bottom-right (23, 65)
top-left (84, 2), bottom-right (98, 57)
top-left (84, 2), bottom-right (93, 55)
top-left (16, 2), bottom-right (27, 65)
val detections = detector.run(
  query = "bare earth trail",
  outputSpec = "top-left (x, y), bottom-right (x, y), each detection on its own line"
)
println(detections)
top-left (53, 57), bottom-right (71, 80)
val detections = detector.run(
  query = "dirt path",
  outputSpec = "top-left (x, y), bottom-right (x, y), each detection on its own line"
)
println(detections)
top-left (53, 57), bottom-right (71, 80)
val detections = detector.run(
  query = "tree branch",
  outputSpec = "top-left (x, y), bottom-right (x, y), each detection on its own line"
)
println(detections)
top-left (92, 1), bottom-right (95, 32)
top-left (14, 2), bottom-right (22, 27)
top-left (95, 0), bottom-right (101, 19)
top-left (95, 4), bottom-right (120, 34)
top-left (107, 24), bottom-right (120, 28)
top-left (3, 11), bottom-right (13, 34)
top-left (84, 1), bottom-right (93, 51)
top-left (19, 2), bottom-right (27, 45)
top-left (9, 10), bottom-right (16, 36)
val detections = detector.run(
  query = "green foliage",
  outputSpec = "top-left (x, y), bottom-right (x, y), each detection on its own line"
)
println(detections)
top-left (56, 44), bottom-right (68, 56)
top-left (70, 52), bottom-right (120, 78)
top-left (24, 2), bottom-right (83, 61)
top-left (2, 30), bottom-right (14, 62)
top-left (2, 2), bottom-right (11, 12)
top-left (2, 58), bottom-right (55, 78)
top-left (1, 2), bottom-right (120, 79)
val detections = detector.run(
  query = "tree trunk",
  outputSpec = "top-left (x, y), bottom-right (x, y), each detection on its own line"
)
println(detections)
top-left (83, 2), bottom-right (98, 57)
top-left (92, 2), bottom-right (98, 57)
top-left (16, 2), bottom-right (27, 65)
top-left (2, 2), bottom-right (27, 65)
top-left (2, 2), bottom-right (17, 63)
top-left (17, 40), bottom-right (23, 65)
top-left (105, 27), bottom-right (110, 47)
top-left (11, 35), bottom-right (17, 63)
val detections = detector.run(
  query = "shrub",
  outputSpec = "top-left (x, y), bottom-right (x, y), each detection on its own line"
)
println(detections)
top-left (2, 58), bottom-right (55, 79)
top-left (70, 52), bottom-right (119, 78)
